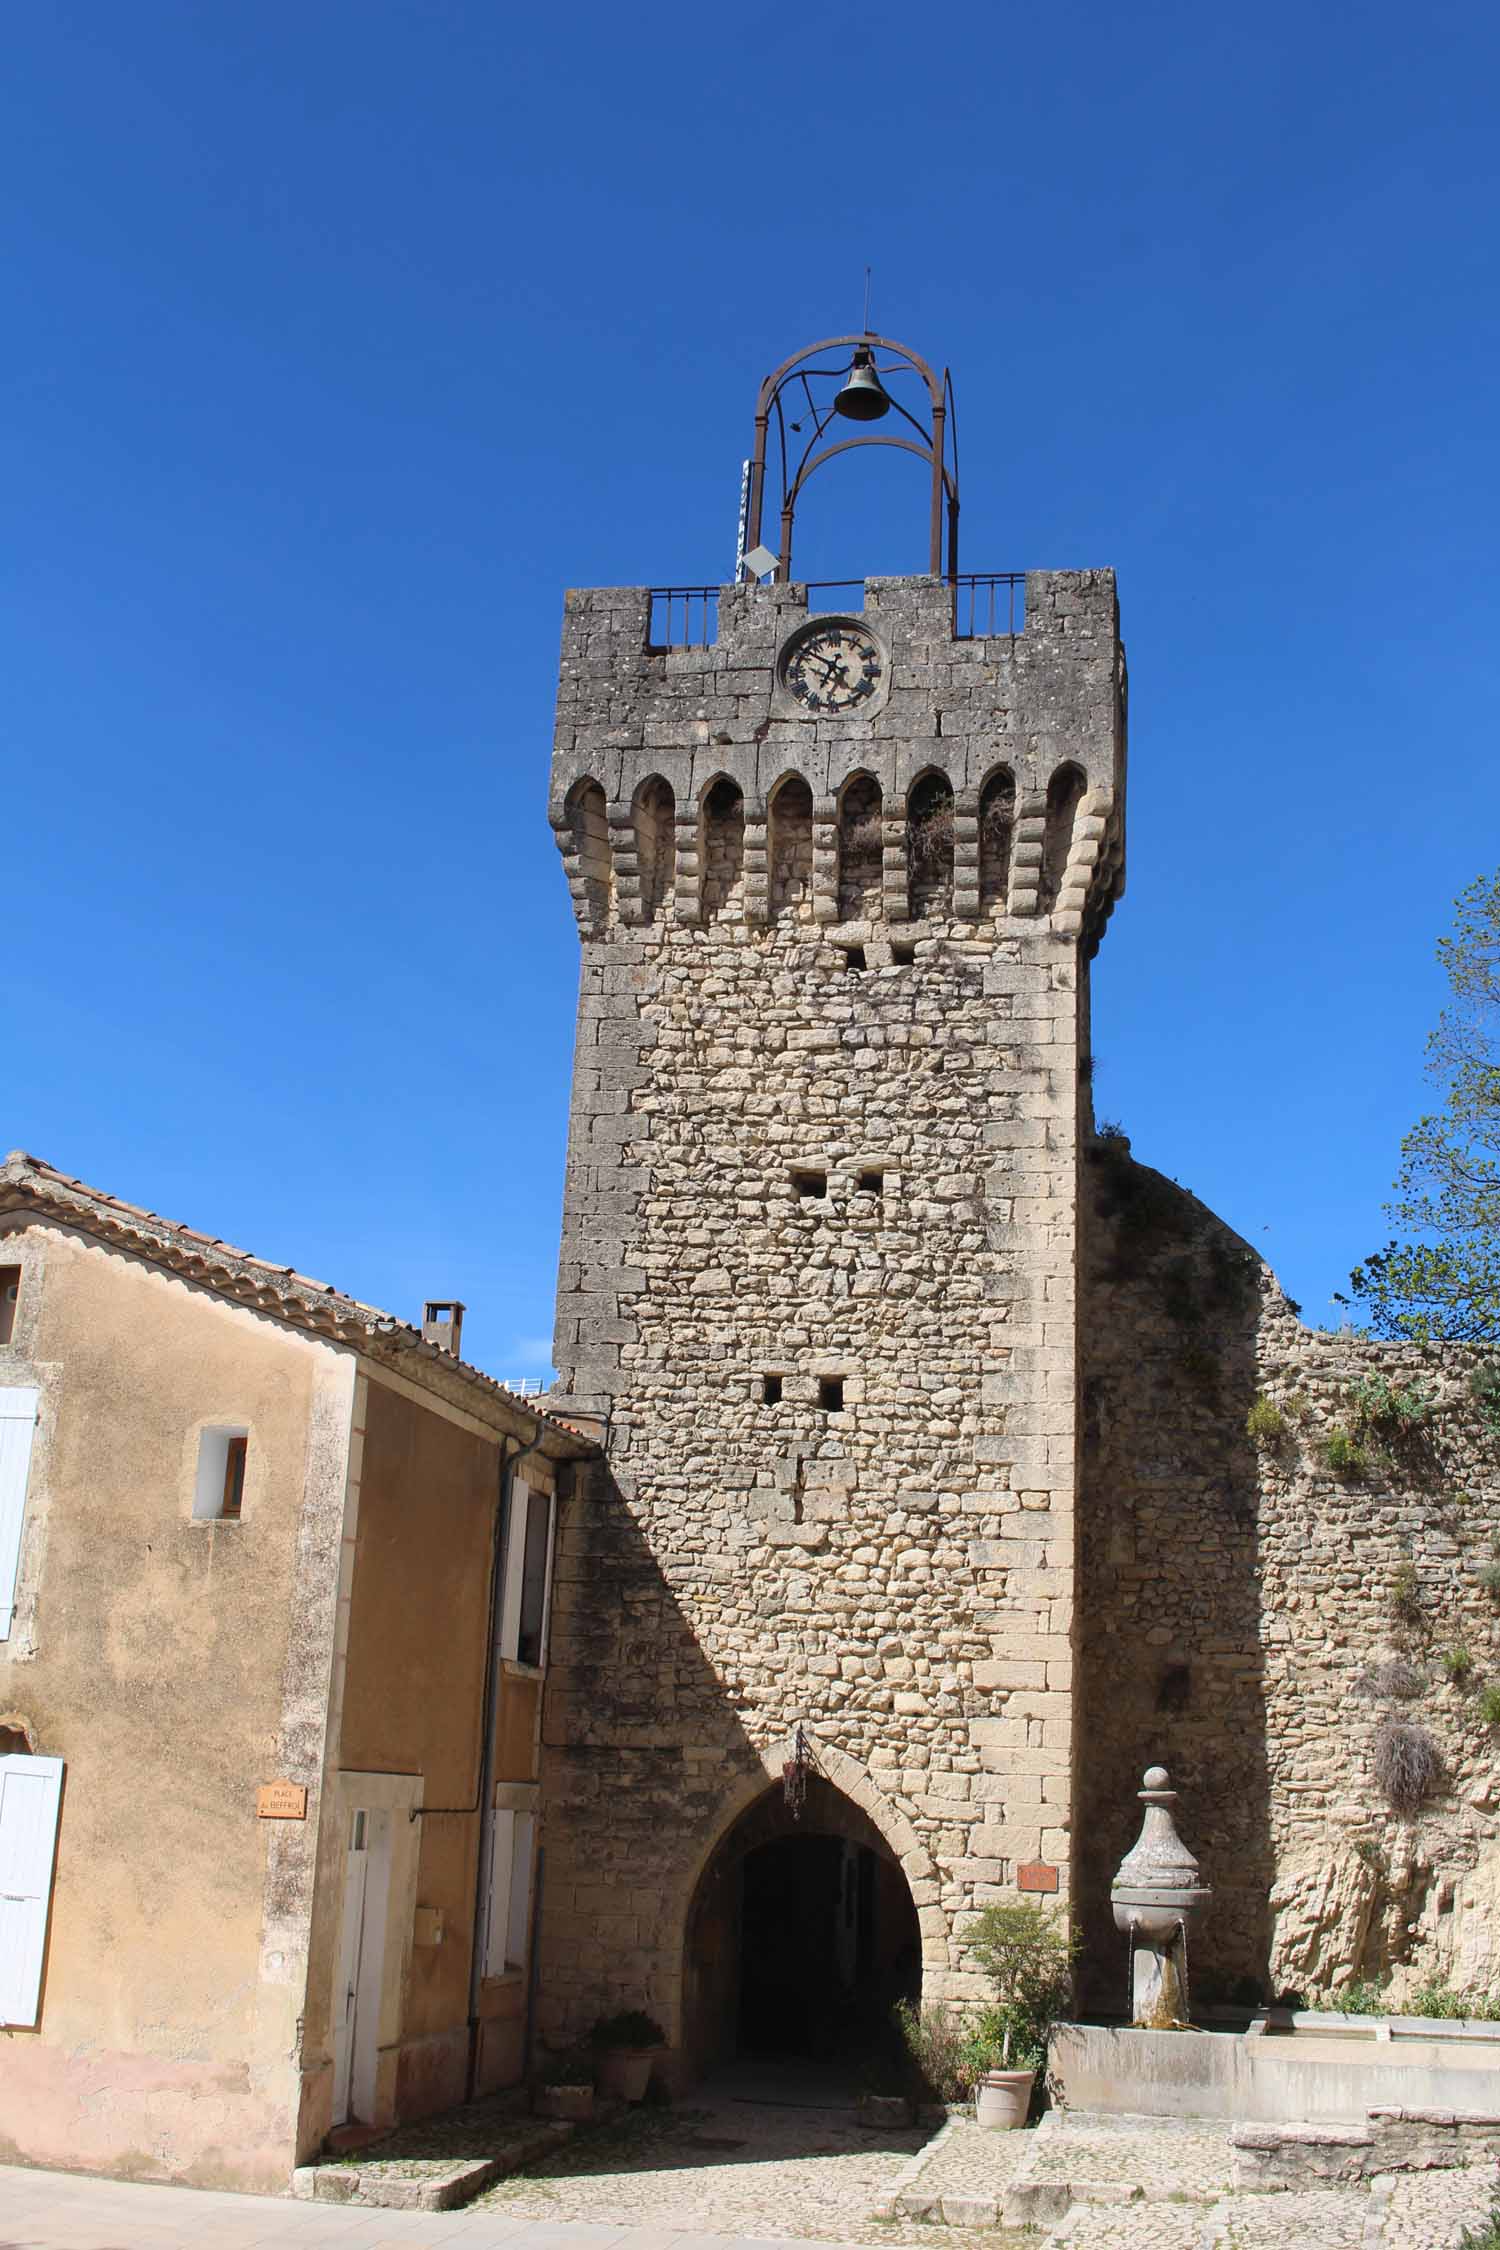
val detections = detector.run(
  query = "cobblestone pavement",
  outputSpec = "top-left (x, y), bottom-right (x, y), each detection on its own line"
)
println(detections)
top-left (475, 2091), bottom-right (996, 2245)
top-left (1371, 2158), bottom-right (1499, 2250)
top-left (892, 2108), bottom-right (1500, 2248)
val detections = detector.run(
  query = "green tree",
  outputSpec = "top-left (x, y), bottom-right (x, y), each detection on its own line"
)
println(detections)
top-left (1345, 870), bottom-right (1500, 1341)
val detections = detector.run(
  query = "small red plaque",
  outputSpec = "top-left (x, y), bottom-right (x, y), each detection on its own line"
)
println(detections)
top-left (1017, 1860), bottom-right (1059, 1893)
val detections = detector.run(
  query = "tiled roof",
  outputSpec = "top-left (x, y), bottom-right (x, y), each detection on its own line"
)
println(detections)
top-left (0, 1151), bottom-right (596, 1456)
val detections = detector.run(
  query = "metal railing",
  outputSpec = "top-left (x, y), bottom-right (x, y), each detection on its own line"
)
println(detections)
top-left (953, 573), bottom-right (1025, 638)
top-left (499, 1376), bottom-right (550, 1399)
top-left (644, 573), bottom-right (1026, 650)
top-left (647, 586), bottom-right (719, 651)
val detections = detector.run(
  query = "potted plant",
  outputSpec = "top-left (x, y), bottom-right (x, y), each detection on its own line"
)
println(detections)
top-left (964, 1902), bottom-right (1077, 2130)
top-left (534, 2042), bottom-right (597, 2120)
top-left (590, 2008), bottom-right (666, 2102)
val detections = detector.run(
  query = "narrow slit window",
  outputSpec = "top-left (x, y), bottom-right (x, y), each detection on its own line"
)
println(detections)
top-left (762, 1374), bottom-right (783, 1406)
top-left (819, 1376), bottom-right (845, 1412)
top-left (221, 1435), bottom-right (247, 1520)
top-left (856, 1170), bottom-right (885, 1198)
top-left (193, 1427), bottom-right (249, 1521)
top-left (842, 945), bottom-right (867, 972)
top-left (891, 941), bottom-right (916, 966)
top-left (0, 1269), bottom-right (18, 1348)
top-left (791, 1169), bottom-right (827, 1199)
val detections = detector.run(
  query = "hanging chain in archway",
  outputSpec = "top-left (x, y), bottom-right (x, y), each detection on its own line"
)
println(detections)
top-left (782, 1724), bottom-right (811, 1821)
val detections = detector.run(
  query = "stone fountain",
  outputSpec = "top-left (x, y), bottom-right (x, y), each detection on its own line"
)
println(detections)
top-left (1110, 1764), bottom-right (1210, 2028)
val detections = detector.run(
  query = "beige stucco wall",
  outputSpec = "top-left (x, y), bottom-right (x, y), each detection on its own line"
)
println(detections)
top-left (0, 1217), bottom-right (354, 2190)
top-left (295, 1372), bottom-right (554, 2143)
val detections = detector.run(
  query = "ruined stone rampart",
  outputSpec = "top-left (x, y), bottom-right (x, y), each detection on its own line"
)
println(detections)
top-left (1077, 1138), bottom-right (1500, 2012)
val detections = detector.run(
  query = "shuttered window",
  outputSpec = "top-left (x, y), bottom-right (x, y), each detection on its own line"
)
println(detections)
top-left (0, 1756), bottom-right (63, 2027)
top-left (483, 1806), bottom-right (536, 1978)
top-left (484, 1807), bottom-right (516, 1978)
top-left (0, 1389), bottom-right (39, 1640)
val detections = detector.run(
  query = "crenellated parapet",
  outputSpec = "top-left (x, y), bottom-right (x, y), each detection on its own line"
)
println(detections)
top-left (549, 571), bottom-right (1127, 957)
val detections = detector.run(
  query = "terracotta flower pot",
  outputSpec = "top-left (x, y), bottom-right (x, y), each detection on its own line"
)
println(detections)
top-left (535, 2083), bottom-right (595, 2121)
top-left (976, 2068), bottom-right (1034, 2130)
top-left (596, 2048), bottom-right (654, 2102)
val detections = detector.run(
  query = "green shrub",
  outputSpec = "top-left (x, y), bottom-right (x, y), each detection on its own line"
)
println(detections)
top-left (1337, 1977), bottom-right (1392, 2015)
top-left (1409, 1982), bottom-right (1500, 2022)
top-left (1246, 1396), bottom-right (1287, 1446)
top-left (1322, 1427), bottom-right (1368, 1477)
top-left (964, 1901), bottom-right (1077, 2068)
top-left (1469, 1361), bottom-right (1500, 1434)
top-left (590, 2009), bottom-right (666, 2050)
top-left (1348, 1374), bottom-right (1434, 1433)
top-left (892, 1999), bottom-right (974, 2101)
top-left (1441, 1645), bottom-right (1475, 1684)
top-left (1479, 1683), bottom-right (1500, 1727)
top-left (1479, 1560), bottom-right (1500, 1597)
top-left (1455, 2214), bottom-right (1500, 2250)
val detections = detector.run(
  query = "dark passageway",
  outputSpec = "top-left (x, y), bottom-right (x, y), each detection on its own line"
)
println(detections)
top-left (684, 1777), bottom-right (920, 2077)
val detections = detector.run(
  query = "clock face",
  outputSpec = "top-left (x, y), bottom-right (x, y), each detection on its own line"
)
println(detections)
top-left (780, 622), bottom-right (883, 715)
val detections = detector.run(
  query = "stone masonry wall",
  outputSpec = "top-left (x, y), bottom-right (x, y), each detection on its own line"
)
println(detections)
top-left (538, 573), bottom-right (1126, 2059)
top-left (1077, 1135), bottom-right (1500, 2015)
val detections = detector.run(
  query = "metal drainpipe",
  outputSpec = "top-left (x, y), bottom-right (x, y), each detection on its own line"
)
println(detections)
top-left (465, 1421), bottom-right (546, 2102)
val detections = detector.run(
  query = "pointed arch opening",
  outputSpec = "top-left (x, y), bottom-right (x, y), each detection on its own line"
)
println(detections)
top-left (633, 775), bottom-right (676, 923)
top-left (768, 774), bottom-right (814, 922)
top-left (701, 778), bottom-right (745, 920)
top-left (837, 773), bottom-right (883, 923)
top-left (565, 778), bottom-right (612, 928)
top-left (1040, 763), bottom-right (1086, 915)
top-left (979, 765), bottom-right (1015, 916)
top-left (682, 1774), bottom-right (921, 2080)
top-left (907, 769), bottom-right (954, 919)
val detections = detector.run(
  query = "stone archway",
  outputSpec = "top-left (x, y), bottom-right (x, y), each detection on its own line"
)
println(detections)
top-left (681, 1767), bottom-right (925, 2080)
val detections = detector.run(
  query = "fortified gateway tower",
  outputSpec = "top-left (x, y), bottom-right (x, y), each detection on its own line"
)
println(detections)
top-left (540, 333), bottom-right (1126, 2070)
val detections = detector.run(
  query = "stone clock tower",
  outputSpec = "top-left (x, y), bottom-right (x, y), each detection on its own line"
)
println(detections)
top-left (537, 333), bottom-right (1126, 2070)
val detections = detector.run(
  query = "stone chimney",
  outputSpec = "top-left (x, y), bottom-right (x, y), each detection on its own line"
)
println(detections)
top-left (421, 1300), bottom-right (465, 1358)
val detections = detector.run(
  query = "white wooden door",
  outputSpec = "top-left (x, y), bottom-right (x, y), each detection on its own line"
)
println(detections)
top-left (331, 1810), bottom-right (370, 2124)
top-left (350, 1810), bottom-right (392, 2124)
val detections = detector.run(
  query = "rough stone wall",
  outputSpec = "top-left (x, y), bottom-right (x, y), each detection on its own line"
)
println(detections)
top-left (539, 573), bottom-right (1126, 2056)
top-left (1076, 1137), bottom-right (1500, 2014)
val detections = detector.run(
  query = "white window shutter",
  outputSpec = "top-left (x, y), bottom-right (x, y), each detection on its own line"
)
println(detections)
top-left (506, 1812), bottom-right (535, 1970)
top-left (0, 1755), bottom-right (63, 2027)
top-left (0, 1389), bottom-right (39, 1640)
top-left (484, 1807), bottom-right (515, 1978)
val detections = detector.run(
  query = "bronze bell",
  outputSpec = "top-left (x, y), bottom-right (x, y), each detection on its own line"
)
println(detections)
top-left (833, 343), bottom-right (891, 422)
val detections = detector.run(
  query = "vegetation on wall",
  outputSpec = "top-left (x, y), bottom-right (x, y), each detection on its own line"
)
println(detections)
top-left (1371, 1717), bottom-right (1441, 1815)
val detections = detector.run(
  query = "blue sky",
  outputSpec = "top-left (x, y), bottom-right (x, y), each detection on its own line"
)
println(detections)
top-left (5, 0), bottom-right (1498, 1373)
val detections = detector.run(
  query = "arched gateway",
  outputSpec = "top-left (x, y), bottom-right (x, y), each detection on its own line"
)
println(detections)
top-left (683, 1770), bottom-right (922, 2077)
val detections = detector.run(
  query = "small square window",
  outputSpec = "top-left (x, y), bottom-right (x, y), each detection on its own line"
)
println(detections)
top-left (818, 1376), bottom-right (845, 1413)
top-left (194, 1427), bottom-right (249, 1521)
top-left (842, 945), bottom-right (867, 972)
top-left (762, 1374), bottom-right (783, 1406)
top-left (891, 941), bottom-right (916, 966)
top-left (856, 1170), bottom-right (884, 1197)
top-left (791, 1169), bottom-right (827, 1199)
top-left (0, 1267), bottom-right (19, 1347)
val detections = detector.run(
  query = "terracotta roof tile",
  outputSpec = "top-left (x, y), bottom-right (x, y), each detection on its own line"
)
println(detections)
top-left (0, 1150), bottom-right (593, 1455)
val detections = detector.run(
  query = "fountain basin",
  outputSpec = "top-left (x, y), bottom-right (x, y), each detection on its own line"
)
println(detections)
top-left (1050, 2012), bottom-right (1500, 2125)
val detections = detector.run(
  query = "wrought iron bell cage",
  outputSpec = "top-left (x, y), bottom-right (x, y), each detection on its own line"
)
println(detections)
top-left (743, 333), bottom-right (959, 584)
